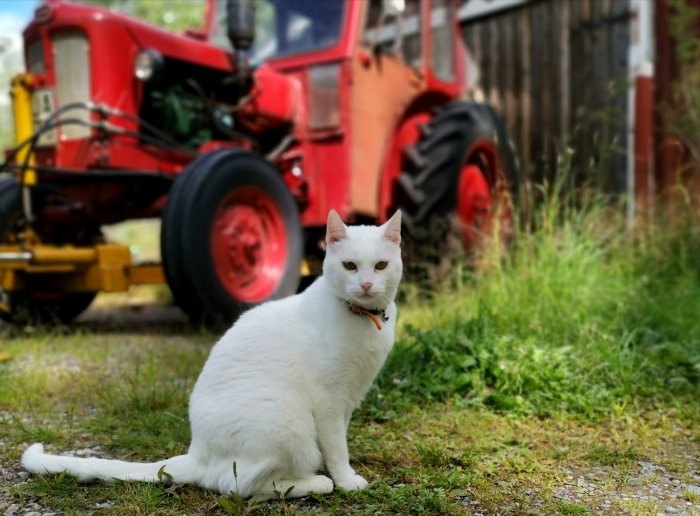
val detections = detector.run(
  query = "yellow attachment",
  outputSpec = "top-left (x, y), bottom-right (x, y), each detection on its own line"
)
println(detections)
top-left (0, 243), bottom-right (165, 293)
top-left (10, 73), bottom-right (36, 185)
top-left (301, 256), bottom-right (322, 277)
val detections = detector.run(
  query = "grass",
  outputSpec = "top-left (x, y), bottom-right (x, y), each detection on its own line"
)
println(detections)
top-left (1, 190), bottom-right (700, 514)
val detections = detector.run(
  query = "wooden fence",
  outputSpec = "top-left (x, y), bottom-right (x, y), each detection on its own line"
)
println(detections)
top-left (460, 0), bottom-right (632, 194)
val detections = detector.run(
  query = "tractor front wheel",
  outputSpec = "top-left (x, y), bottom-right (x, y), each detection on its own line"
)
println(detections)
top-left (161, 150), bottom-right (232, 322)
top-left (161, 150), bottom-right (303, 324)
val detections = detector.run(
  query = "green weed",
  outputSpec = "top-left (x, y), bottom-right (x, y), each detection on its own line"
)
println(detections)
top-left (584, 444), bottom-right (640, 467)
top-left (556, 500), bottom-right (589, 514)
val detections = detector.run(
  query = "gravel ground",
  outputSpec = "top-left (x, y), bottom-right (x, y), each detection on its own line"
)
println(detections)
top-left (1, 445), bottom-right (106, 516)
top-left (551, 457), bottom-right (700, 515)
top-left (3, 439), bottom-right (699, 515)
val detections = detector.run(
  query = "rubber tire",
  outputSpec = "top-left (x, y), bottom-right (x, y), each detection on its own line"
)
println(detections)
top-left (177, 150), bottom-right (302, 325)
top-left (0, 178), bottom-right (97, 324)
top-left (398, 101), bottom-right (519, 240)
top-left (161, 149), bottom-right (231, 321)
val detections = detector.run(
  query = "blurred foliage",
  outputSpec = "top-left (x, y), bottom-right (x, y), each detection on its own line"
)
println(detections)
top-left (665, 0), bottom-right (700, 163)
top-left (83, 0), bottom-right (207, 32)
top-left (0, 52), bottom-right (22, 154)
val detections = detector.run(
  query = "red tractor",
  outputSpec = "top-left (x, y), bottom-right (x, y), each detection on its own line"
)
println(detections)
top-left (0, 0), bottom-right (518, 324)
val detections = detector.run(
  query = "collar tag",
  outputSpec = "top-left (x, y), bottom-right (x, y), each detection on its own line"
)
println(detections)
top-left (347, 303), bottom-right (388, 331)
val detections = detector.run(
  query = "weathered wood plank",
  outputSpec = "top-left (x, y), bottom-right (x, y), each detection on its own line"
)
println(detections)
top-left (519, 3), bottom-right (532, 178)
top-left (559, 0), bottom-right (571, 149)
top-left (481, 16), bottom-right (492, 96)
top-left (610, 0), bottom-right (631, 195)
top-left (530, 0), bottom-right (544, 181)
top-left (488, 17), bottom-right (501, 109)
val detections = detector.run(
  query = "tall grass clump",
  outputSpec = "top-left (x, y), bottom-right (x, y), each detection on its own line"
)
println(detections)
top-left (365, 176), bottom-right (700, 420)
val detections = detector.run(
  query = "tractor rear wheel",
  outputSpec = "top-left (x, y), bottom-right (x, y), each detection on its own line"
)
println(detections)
top-left (397, 101), bottom-right (519, 273)
top-left (0, 178), bottom-right (98, 324)
top-left (161, 150), bottom-right (303, 324)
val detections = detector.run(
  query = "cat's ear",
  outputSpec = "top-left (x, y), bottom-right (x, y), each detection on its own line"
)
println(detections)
top-left (382, 210), bottom-right (402, 245)
top-left (326, 209), bottom-right (348, 244)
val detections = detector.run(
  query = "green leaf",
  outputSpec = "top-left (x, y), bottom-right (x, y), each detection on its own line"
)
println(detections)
top-left (157, 465), bottom-right (173, 483)
top-left (283, 485), bottom-right (295, 498)
top-left (216, 496), bottom-right (235, 515)
top-left (247, 495), bottom-right (268, 508)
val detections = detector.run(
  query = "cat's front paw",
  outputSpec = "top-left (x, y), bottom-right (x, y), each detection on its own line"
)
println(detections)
top-left (335, 474), bottom-right (368, 491)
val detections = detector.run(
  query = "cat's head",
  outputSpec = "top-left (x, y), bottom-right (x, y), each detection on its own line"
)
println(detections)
top-left (323, 210), bottom-right (403, 310)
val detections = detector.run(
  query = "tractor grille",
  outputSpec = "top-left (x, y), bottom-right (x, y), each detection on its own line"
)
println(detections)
top-left (26, 40), bottom-right (45, 74)
top-left (52, 32), bottom-right (91, 141)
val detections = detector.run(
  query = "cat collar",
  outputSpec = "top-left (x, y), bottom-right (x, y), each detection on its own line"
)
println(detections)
top-left (347, 303), bottom-right (389, 331)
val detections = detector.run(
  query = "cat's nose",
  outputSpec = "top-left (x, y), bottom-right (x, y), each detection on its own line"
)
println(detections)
top-left (361, 282), bottom-right (373, 292)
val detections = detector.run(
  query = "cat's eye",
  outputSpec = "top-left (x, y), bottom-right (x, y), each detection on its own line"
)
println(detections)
top-left (375, 261), bottom-right (388, 271)
top-left (342, 261), bottom-right (357, 271)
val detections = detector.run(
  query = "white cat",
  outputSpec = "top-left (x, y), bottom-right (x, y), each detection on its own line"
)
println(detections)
top-left (22, 209), bottom-right (403, 499)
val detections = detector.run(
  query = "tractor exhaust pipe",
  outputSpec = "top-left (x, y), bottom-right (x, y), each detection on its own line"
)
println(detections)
top-left (226, 0), bottom-right (255, 92)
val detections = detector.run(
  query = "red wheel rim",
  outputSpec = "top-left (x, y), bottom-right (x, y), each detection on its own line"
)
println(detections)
top-left (210, 186), bottom-right (288, 303)
top-left (457, 142), bottom-right (512, 249)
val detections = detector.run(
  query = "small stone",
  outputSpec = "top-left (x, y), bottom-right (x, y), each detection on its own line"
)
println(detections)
top-left (672, 479), bottom-right (681, 486)
top-left (25, 512), bottom-right (42, 516)
top-left (4, 504), bottom-right (19, 515)
top-left (94, 503), bottom-right (112, 509)
top-left (665, 507), bottom-right (679, 514)
top-left (17, 471), bottom-right (29, 479)
top-left (686, 485), bottom-right (700, 496)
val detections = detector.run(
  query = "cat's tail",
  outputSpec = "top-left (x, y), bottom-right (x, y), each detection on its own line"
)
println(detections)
top-left (21, 443), bottom-right (197, 485)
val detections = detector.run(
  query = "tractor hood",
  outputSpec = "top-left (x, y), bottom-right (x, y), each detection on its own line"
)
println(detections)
top-left (23, 0), bottom-right (232, 73)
